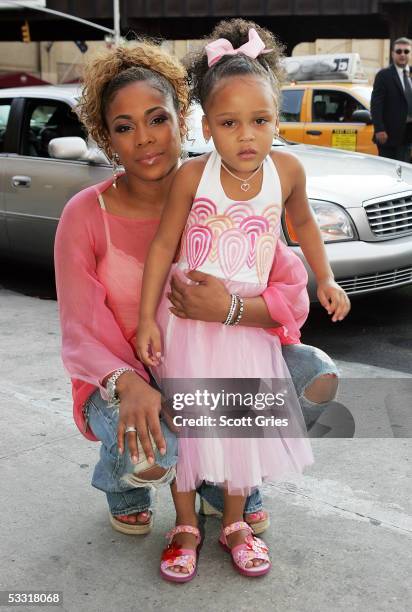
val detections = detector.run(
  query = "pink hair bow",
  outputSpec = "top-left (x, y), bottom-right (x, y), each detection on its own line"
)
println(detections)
top-left (205, 28), bottom-right (272, 68)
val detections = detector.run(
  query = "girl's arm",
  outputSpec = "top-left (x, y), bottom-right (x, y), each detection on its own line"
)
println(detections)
top-left (137, 161), bottom-right (198, 365)
top-left (279, 153), bottom-right (350, 322)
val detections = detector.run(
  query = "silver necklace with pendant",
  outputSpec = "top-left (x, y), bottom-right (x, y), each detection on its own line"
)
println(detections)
top-left (221, 160), bottom-right (263, 192)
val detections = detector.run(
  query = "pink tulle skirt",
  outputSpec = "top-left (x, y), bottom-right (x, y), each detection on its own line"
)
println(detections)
top-left (153, 267), bottom-right (314, 496)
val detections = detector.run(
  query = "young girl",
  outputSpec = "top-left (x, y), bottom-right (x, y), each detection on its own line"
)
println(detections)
top-left (137, 19), bottom-right (349, 581)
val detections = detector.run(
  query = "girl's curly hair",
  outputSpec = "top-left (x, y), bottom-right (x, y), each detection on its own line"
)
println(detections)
top-left (77, 41), bottom-right (189, 158)
top-left (185, 19), bottom-right (285, 110)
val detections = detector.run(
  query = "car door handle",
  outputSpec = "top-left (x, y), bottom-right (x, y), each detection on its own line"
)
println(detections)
top-left (306, 130), bottom-right (322, 136)
top-left (12, 175), bottom-right (32, 188)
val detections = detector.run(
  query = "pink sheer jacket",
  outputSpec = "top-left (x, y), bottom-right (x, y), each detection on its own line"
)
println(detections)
top-left (54, 177), bottom-right (309, 441)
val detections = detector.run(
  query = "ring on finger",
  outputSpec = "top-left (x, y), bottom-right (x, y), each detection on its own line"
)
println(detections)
top-left (125, 426), bottom-right (137, 434)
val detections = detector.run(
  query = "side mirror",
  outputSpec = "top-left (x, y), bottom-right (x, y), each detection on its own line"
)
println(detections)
top-left (48, 136), bottom-right (88, 160)
top-left (351, 109), bottom-right (372, 125)
top-left (48, 137), bottom-right (109, 164)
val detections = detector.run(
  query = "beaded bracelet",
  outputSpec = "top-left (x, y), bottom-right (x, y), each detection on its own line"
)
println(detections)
top-left (233, 295), bottom-right (244, 326)
top-left (223, 293), bottom-right (238, 325)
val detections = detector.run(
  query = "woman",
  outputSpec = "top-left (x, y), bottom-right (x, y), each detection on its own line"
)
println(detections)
top-left (54, 41), bottom-right (340, 542)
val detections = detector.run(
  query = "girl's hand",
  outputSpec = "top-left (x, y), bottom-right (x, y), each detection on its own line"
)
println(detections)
top-left (136, 319), bottom-right (163, 367)
top-left (168, 270), bottom-right (231, 322)
top-left (116, 371), bottom-right (166, 464)
top-left (317, 278), bottom-right (351, 322)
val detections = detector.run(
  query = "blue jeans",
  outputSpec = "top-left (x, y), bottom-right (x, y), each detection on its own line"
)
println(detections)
top-left (87, 343), bottom-right (338, 516)
top-left (87, 394), bottom-right (178, 516)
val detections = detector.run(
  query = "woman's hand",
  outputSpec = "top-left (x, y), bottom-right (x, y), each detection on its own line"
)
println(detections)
top-left (116, 371), bottom-right (166, 464)
top-left (136, 319), bottom-right (162, 367)
top-left (317, 278), bottom-right (351, 322)
top-left (168, 270), bottom-right (231, 322)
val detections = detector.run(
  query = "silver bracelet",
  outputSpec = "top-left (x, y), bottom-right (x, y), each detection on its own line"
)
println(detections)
top-left (223, 294), bottom-right (238, 325)
top-left (106, 367), bottom-right (135, 404)
top-left (233, 295), bottom-right (244, 326)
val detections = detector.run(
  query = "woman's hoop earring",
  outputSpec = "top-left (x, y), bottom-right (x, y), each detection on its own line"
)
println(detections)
top-left (112, 153), bottom-right (120, 189)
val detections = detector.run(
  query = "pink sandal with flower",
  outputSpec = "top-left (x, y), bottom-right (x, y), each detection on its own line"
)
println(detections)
top-left (219, 521), bottom-right (271, 577)
top-left (160, 525), bottom-right (203, 583)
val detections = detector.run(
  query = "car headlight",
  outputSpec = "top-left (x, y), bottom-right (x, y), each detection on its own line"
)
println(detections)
top-left (284, 200), bottom-right (356, 244)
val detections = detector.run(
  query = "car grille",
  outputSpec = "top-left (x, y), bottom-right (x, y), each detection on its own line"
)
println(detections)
top-left (364, 192), bottom-right (412, 237)
top-left (337, 266), bottom-right (412, 294)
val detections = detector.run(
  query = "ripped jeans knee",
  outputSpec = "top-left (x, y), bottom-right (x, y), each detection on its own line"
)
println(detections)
top-left (282, 342), bottom-right (340, 405)
top-left (303, 372), bottom-right (338, 406)
top-left (282, 343), bottom-right (340, 429)
top-left (119, 420), bottom-right (178, 490)
top-left (120, 462), bottom-right (176, 490)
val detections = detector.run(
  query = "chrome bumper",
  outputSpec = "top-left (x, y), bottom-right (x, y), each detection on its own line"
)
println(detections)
top-left (290, 234), bottom-right (412, 300)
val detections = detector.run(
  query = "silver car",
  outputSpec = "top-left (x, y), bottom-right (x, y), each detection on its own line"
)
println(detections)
top-left (1, 85), bottom-right (412, 299)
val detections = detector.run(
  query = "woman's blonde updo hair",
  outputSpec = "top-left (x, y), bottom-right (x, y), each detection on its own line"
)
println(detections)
top-left (77, 41), bottom-right (189, 158)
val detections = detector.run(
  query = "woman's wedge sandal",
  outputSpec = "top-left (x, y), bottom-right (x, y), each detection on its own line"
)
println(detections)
top-left (109, 511), bottom-right (153, 535)
top-left (245, 510), bottom-right (270, 535)
top-left (199, 498), bottom-right (270, 535)
top-left (160, 525), bottom-right (203, 583)
top-left (219, 521), bottom-right (271, 577)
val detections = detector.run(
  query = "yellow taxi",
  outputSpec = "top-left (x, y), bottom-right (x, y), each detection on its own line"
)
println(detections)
top-left (279, 54), bottom-right (377, 155)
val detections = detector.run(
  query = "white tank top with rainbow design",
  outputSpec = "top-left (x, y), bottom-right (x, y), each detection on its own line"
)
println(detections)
top-left (177, 150), bottom-right (283, 285)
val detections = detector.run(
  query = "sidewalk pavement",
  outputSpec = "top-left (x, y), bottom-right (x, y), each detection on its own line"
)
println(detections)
top-left (0, 289), bottom-right (411, 612)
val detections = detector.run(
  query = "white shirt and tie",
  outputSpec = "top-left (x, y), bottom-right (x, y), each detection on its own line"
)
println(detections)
top-left (395, 64), bottom-right (412, 121)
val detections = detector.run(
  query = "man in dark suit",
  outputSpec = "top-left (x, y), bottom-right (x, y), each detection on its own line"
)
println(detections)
top-left (371, 37), bottom-right (412, 162)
